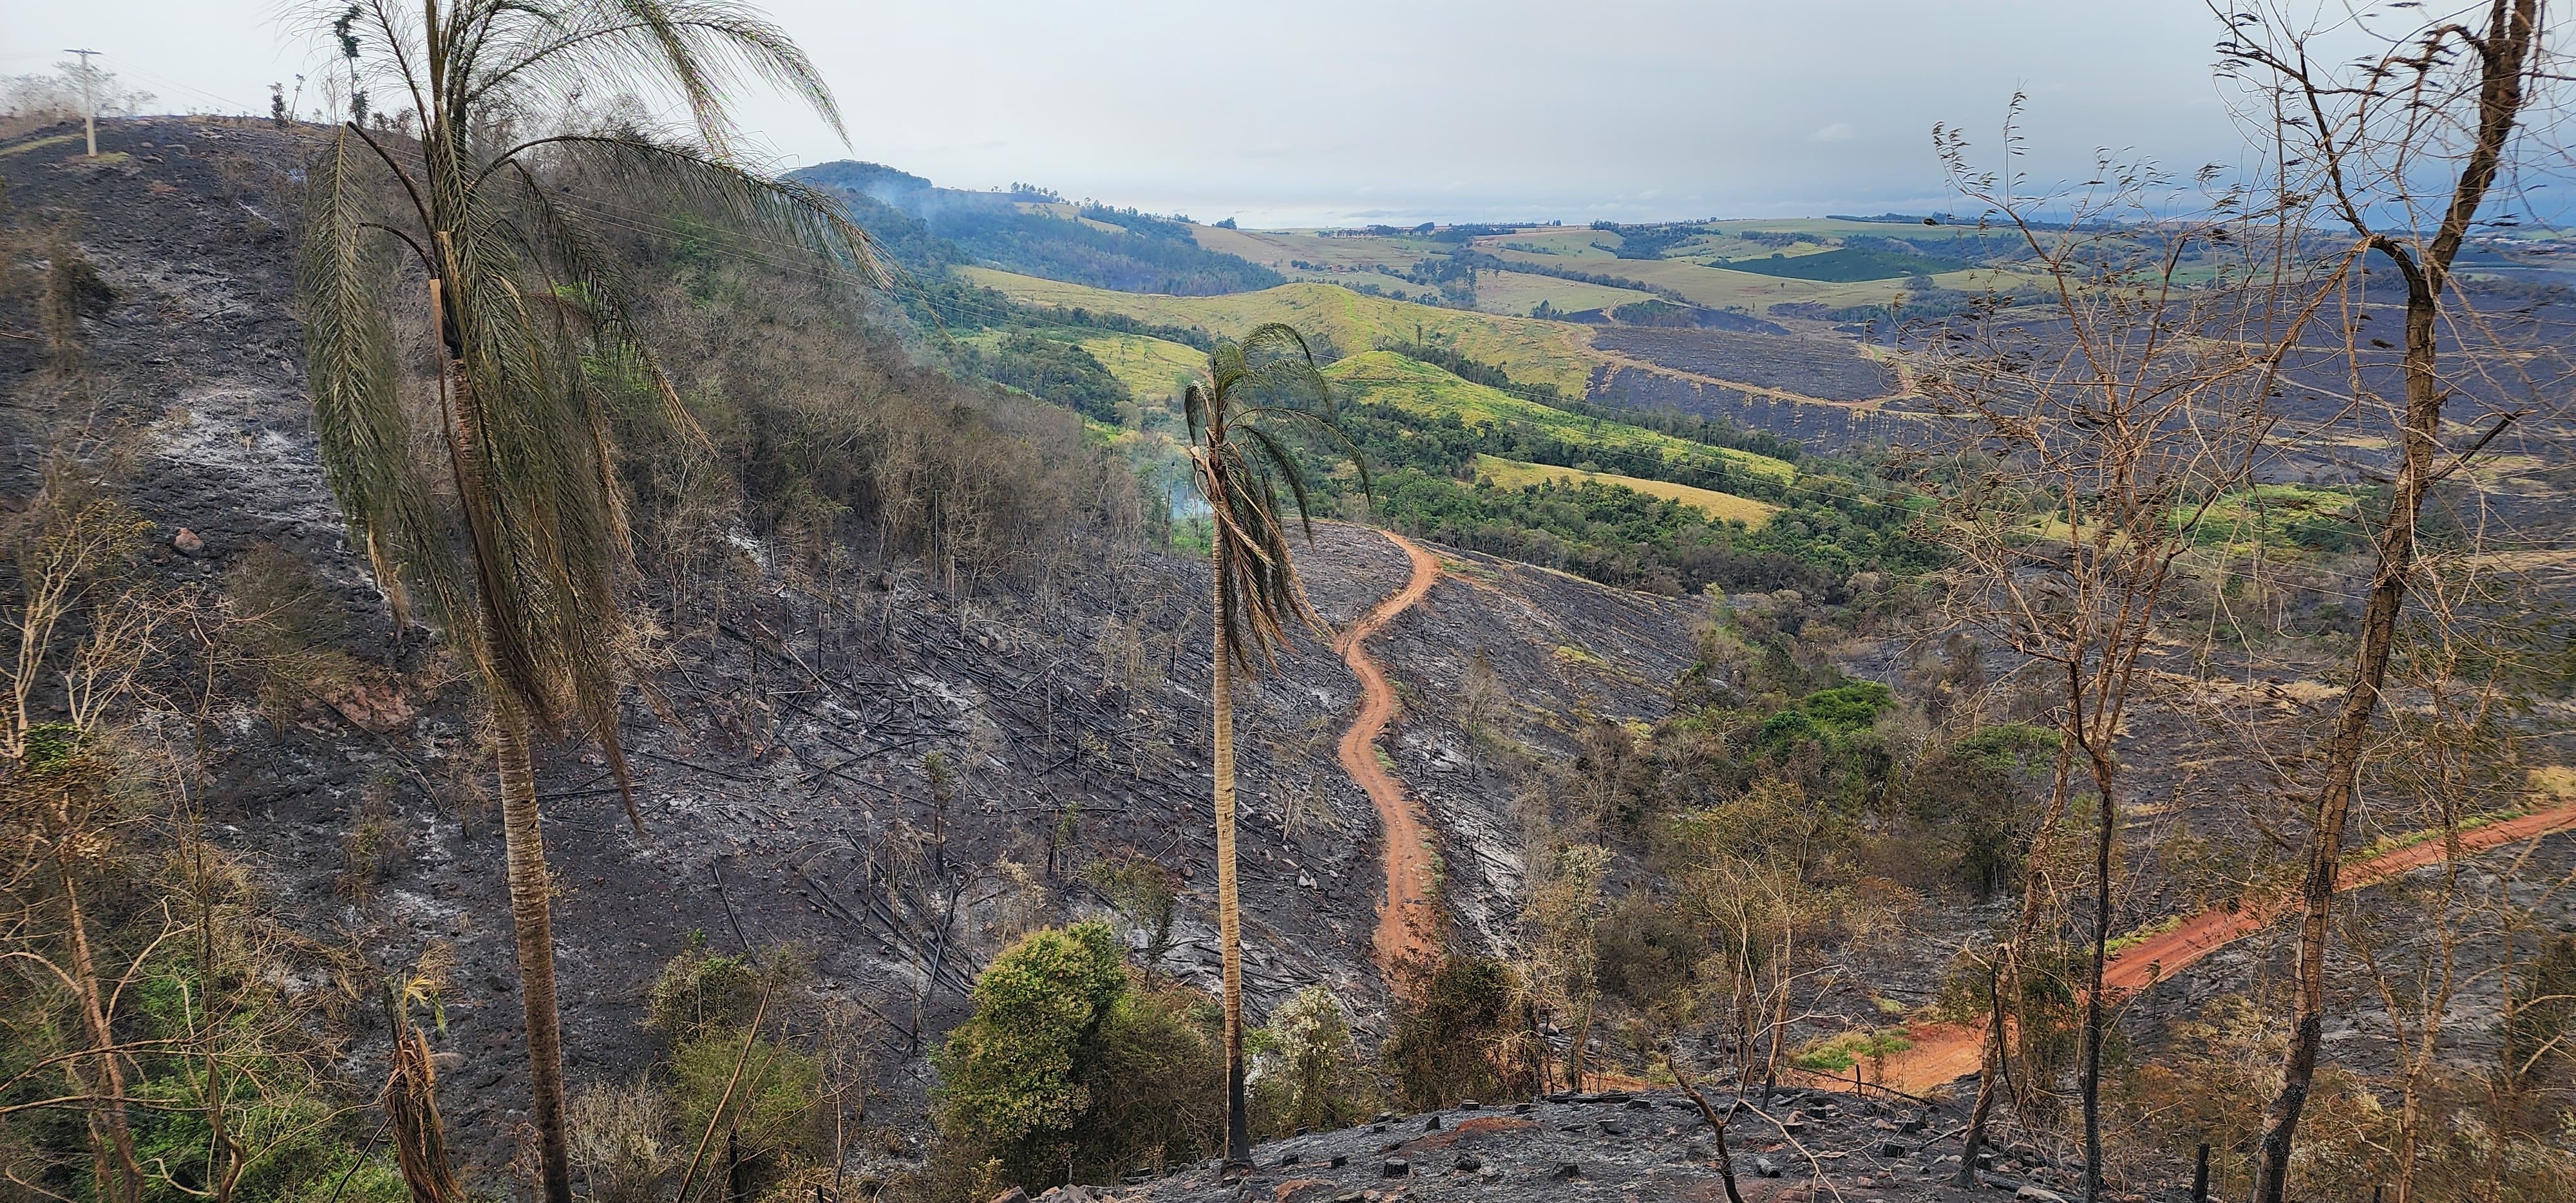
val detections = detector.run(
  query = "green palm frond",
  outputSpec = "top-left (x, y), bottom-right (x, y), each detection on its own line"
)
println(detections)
top-left (1184, 323), bottom-right (1372, 675)
top-left (298, 0), bottom-right (875, 829)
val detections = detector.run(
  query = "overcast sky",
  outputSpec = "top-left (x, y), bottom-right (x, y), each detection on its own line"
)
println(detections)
top-left (7, 1), bottom-right (2266, 227)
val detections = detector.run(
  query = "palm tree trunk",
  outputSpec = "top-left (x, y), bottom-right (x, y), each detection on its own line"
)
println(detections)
top-left (1211, 542), bottom-right (1251, 1168)
top-left (494, 695), bottom-right (574, 1203)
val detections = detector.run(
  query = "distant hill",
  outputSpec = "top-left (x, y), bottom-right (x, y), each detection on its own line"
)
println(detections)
top-left (793, 160), bottom-right (1284, 295)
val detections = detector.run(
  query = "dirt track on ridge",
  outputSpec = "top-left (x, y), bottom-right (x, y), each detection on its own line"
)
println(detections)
top-left (1336, 531), bottom-right (1444, 988)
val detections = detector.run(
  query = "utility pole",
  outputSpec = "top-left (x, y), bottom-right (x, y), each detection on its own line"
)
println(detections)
top-left (63, 49), bottom-right (101, 157)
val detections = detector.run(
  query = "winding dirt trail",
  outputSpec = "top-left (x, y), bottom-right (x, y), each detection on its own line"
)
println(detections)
top-left (1865, 798), bottom-right (2576, 1097)
top-left (1337, 531), bottom-right (1444, 988)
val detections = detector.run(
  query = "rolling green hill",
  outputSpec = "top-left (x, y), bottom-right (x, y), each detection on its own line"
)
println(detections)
top-left (794, 161), bottom-right (1284, 295)
top-left (959, 268), bottom-right (1608, 395)
top-left (1321, 351), bottom-right (1795, 482)
top-left (1072, 332), bottom-right (1206, 401)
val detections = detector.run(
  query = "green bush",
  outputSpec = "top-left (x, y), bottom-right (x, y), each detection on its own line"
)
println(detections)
top-left (1789, 1027), bottom-right (1914, 1074)
top-left (1249, 986), bottom-right (1368, 1137)
top-left (930, 923), bottom-right (1221, 1195)
top-left (645, 937), bottom-right (764, 1043)
top-left (668, 1031), bottom-right (824, 1189)
top-left (1072, 981), bottom-right (1222, 1175)
top-left (1794, 681), bottom-right (1895, 732)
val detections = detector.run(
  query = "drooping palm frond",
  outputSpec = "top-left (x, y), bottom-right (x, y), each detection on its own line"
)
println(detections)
top-left (460, 0), bottom-right (849, 152)
top-left (298, 125), bottom-right (465, 639)
top-left (489, 131), bottom-right (880, 281)
top-left (1184, 323), bottom-right (1369, 674)
top-left (299, 6), bottom-right (868, 1201)
top-left (301, 0), bottom-right (877, 819)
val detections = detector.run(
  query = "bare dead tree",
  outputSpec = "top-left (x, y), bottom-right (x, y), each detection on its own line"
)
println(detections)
top-left (1918, 104), bottom-right (2333, 1199)
top-left (2214, 6), bottom-right (2554, 1197)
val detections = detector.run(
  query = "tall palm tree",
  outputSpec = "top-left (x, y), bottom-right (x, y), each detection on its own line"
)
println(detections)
top-left (296, 5), bottom-right (870, 1201)
top-left (1180, 323), bottom-right (1366, 1169)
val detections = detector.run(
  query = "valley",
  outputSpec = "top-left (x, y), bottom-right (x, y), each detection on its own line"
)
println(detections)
top-left (6, 7), bottom-right (2576, 1203)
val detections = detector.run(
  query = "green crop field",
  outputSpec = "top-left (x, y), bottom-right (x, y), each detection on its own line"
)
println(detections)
top-left (1472, 269), bottom-right (1662, 316)
top-left (1073, 332), bottom-right (1206, 401)
top-left (960, 268), bottom-right (1608, 395)
top-left (2022, 482), bottom-right (2366, 557)
top-left (1711, 247), bottom-right (1973, 282)
top-left (1180, 217), bottom-right (2045, 327)
top-left (1478, 249), bottom-right (1859, 311)
top-left (2191, 484), bottom-right (2364, 554)
top-left (1474, 455), bottom-right (1779, 527)
top-left (1482, 227), bottom-right (1620, 260)
top-left (1191, 225), bottom-right (1432, 274)
top-left (1323, 351), bottom-right (1797, 482)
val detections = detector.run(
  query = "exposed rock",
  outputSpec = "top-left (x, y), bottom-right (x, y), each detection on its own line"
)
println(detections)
top-left (325, 679), bottom-right (415, 733)
top-left (171, 526), bottom-right (205, 555)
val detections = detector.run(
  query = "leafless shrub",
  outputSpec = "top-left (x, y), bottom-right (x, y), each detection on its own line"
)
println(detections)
top-left (567, 1078), bottom-right (676, 1203)
top-left (220, 543), bottom-right (363, 723)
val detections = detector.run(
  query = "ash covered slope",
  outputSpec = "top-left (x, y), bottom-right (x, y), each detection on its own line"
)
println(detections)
top-left (1079, 1088), bottom-right (2061, 1203)
top-left (0, 116), bottom-right (1699, 1155)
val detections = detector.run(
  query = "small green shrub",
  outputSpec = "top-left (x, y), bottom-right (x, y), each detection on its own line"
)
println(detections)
top-left (1790, 1027), bottom-right (1914, 1074)
top-left (645, 937), bottom-right (764, 1043)
top-left (1249, 986), bottom-right (1368, 1137)
top-left (668, 1030), bottom-right (824, 1188)
top-left (17, 721), bottom-right (82, 772)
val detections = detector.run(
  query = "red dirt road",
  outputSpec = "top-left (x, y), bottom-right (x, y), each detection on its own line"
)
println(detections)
top-left (1337, 531), bottom-right (1444, 987)
top-left (1866, 800), bottom-right (2576, 1096)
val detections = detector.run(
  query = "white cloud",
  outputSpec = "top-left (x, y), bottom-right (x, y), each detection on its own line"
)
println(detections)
top-left (17, 0), bottom-right (2274, 223)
